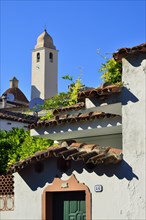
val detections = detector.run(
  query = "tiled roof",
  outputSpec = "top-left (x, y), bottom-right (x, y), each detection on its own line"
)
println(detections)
top-left (77, 84), bottom-right (121, 102)
top-left (29, 111), bottom-right (120, 129)
top-left (113, 43), bottom-right (146, 61)
top-left (3, 87), bottom-right (29, 104)
top-left (8, 141), bottom-right (123, 174)
top-left (53, 102), bottom-right (85, 115)
top-left (0, 110), bottom-right (39, 124)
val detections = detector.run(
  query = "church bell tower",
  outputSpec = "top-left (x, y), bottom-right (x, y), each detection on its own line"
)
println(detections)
top-left (31, 30), bottom-right (58, 100)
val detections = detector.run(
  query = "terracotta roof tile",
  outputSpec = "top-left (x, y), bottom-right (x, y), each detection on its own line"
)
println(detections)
top-left (7, 141), bottom-right (123, 174)
top-left (29, 111), bottom-right (121, 129)
top-left (0, 110), bottom-right (39, 124)
top-left (53, 102), bottom-right (85, 115)
top-left (77, 84), bottom-right (121, 102)
top-left (3, 87), bottom-right (29, 104)
top-left (69, 142), bottom-right (85, 148)
top-left (113, 42), bottom-right (146, 61)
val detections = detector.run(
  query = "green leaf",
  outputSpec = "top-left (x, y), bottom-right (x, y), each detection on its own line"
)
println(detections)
top-left (62, 74), bottom-right (73, 81)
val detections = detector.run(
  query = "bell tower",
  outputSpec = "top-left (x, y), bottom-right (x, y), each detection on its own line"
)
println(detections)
top-left (31, 29), bottom-right (58, 100)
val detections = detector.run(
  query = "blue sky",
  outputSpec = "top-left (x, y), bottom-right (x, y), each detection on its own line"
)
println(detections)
top-left (1, 0), bottom-right (145, 100)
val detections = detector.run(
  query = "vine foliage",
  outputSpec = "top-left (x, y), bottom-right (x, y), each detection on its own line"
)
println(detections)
top-left (41, 75), bottom-right (84, 120)
top-left (99, 58), bottom-right (122, 84)
top-left (97, 50), bottom-right (122, 84)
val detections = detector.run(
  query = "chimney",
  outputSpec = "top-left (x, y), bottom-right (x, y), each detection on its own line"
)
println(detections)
top-left (10, 77), bottom-right (19, 88)
top-left (1, 94), bottom-right (7, 108)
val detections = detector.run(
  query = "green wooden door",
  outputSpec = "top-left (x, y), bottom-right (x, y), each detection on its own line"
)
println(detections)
top-left (64, 198), bottom-right (86, 220)
top-left (53, 191), bottom-right (86, 220)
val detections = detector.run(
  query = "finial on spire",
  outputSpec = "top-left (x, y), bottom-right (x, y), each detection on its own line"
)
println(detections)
top-left (43, 24), bottom-right (47, 32)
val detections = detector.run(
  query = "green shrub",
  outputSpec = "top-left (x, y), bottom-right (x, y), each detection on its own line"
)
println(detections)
top-left (0, 128), bottom-right (53, 174)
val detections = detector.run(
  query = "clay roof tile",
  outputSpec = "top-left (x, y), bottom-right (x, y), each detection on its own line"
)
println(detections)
top-left (113, 42), bottom-right (146, 61)
top-left (7, 141), bottom-right (123, 174)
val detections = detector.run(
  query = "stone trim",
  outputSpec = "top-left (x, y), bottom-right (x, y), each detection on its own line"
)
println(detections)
top-left (42, 174), bottom-right (91, 220)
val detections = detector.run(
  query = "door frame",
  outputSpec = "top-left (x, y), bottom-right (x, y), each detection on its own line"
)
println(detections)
top-left (42, 174), bottom-right (91, 220)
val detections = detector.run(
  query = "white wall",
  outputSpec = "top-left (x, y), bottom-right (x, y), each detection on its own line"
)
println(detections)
top-left (0, 119), bottom-right (28, 130)
top-left (75, 133), bottom-right (122, 149)
top-left (44, 48), bottom-right (58, 99)
top-left (31, 47), bottom-right (58, 100)
top-left (121, 54), bottom-right (146, 220)
top-left (31, 48), bottom-right (45, 100)
top-left (0, 157), bottom-right (141, 220)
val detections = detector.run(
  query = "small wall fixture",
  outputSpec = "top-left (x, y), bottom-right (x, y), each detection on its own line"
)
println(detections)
top-left (94, 185), bottom-right (103, 192)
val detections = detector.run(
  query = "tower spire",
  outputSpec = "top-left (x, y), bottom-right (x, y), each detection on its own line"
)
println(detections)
top-left (31, 30), bottom-right (58, 100)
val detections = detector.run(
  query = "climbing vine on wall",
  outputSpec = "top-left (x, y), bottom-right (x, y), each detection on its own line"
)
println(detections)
top-left (99, 58), bottom-right (122, 84)
top-left (97, 50), bottom-right (122, 84)
top-left (41, 75), bottom-right (84, 120)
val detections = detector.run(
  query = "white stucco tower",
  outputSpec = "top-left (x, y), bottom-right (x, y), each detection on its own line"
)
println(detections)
top-left (31, 30), bottom-right (58, 100)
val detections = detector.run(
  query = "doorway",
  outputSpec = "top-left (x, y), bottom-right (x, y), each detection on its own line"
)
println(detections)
top-left (42, 175), bottom-right (91, 220)
top-left (46, 191), bottom-right (86, 220)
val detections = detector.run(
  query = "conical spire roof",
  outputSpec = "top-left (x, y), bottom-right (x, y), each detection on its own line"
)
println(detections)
top-left (35, 29), bottom-right (56, 49)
